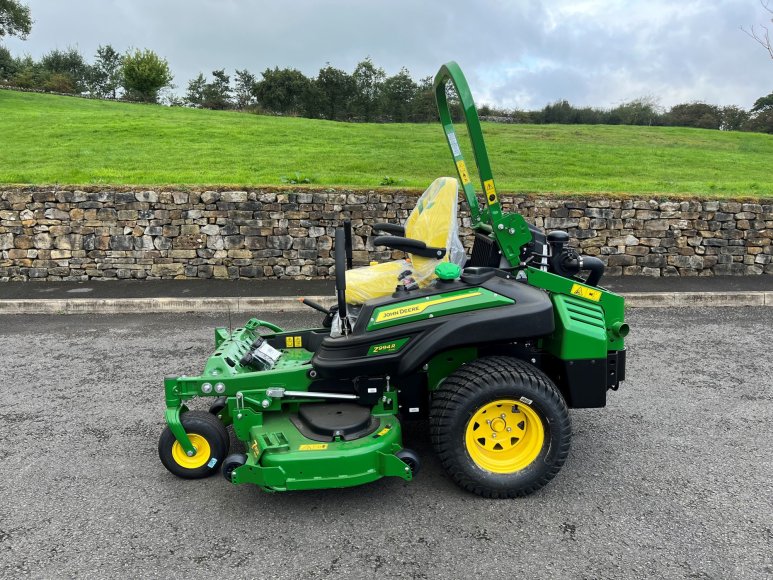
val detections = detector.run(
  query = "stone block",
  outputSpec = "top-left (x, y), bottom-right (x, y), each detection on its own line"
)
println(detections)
top-left (33, 233), bottom-right (52, 249)
top-left (643, 219), bottom-right (668, 231)
top-left (169, 250), bottom-right (197, 259)
top-left (110, 235), bottom-right (134, 251)
top-left (154, 237), bottom-right (172, 250)
top-left (668, 255), bottom-right (703, 269)
top-left (268, 235), bottom-right (293, 250)
top-left (292, 238), bottom-right (317, 250)
top-left (639, 254), bottom-right (666, 268)
top-left (135, 191), bottom-right (159, 203)
top-left (626, 246), bottom-right (650, 256)
top-left (150, 263), bottom-right (184, 277)
top-left (544, 218), bottom-right (579, 229)
top-left (223, 235), bottom-right (245, 249)
top-left (221, 191), bottom-right (248, 203)
top-left (607, 254), bottom-right (637, 266)
top-left (44, 208), bottom-right (70, 221)
top-left (0, 232), bottom-right (14, 250)
top-left (244, 237), bottom-right (266, 250)
top-left (174, 234), bottom-right (206, 249)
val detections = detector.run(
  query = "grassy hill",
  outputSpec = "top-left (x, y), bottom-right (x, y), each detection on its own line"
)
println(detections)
top-left (2, 89), bottom-right (772, 197)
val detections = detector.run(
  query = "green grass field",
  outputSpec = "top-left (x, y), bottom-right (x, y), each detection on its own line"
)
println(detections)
top-left (2, 89), bottom-right (772, 196)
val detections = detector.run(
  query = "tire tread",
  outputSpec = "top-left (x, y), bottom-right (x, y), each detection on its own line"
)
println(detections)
top-left (430, 356), bottom-right (571, 498)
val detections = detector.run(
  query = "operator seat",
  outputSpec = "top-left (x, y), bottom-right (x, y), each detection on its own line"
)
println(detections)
top-left (346, 177), bottom-right (466, 305)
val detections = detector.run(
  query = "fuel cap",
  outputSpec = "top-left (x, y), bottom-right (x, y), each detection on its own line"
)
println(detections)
top-left (434, 262), bottom-right (461, 281)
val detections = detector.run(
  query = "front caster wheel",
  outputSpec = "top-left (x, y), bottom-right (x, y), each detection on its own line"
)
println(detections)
top-left (430, 356), bottom-right (571, 498)
top-left (208, 396), bottom-right (227, 417)
top-left (158, 411), bottom-right (230, 479)
top-left (222, 453), bottom-right (247, 483)
top-left (396, 448), bottom-right (421, 477)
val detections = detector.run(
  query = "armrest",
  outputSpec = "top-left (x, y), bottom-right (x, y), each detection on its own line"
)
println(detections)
top-left (372, 223), bottom-right (405, 237)
top-left (373, 235), bottom-right (447, 259)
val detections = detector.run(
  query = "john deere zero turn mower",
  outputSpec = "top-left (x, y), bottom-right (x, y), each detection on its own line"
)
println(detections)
top-left (158, 61), bottom-right (629, 498)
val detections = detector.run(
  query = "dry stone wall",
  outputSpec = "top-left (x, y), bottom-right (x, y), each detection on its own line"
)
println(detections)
top-left (1, 188), bottom-right (771, 281)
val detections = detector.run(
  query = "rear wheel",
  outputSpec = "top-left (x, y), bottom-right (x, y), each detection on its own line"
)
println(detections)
top-left (158, 411), bottom-right (230, 479)
top-left (430, 356), bottom-right (571, 498)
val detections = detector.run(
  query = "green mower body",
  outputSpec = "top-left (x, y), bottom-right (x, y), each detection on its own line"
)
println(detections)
top-left (158, 61), bottom-right (629, 498)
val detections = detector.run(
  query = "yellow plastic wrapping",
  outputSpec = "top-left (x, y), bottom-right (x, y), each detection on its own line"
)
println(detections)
top-left (345, 177), bottom-right (464, 305)
top-left (345, 260), bottom-right (412, 305)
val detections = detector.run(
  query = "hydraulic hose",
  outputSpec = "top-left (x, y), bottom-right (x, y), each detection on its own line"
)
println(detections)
top-left (582, 256), bottom-right (605, 287)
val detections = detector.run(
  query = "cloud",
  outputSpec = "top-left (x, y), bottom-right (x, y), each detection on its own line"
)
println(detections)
top-left (4, 0), bottom-right (772, 109)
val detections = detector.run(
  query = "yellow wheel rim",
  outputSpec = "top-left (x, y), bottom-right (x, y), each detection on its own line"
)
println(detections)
top-left (465, 399), bottom-right (545, 473)
top-left (171, 433), bottom-right (211, 470)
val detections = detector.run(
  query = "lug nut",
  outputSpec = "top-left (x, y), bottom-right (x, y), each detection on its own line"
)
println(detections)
top-left (506, 427), bottom-right (512, 432)
top-left (186, 450), bottom-right (195, 457)
top-left (261, 399), bottom-right (270, 408)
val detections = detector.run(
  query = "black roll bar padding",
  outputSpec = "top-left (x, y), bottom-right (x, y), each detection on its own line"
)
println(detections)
top-left (334, 227), bottom-right (348, 321)
top-left (372, 235), bottom-right (447, 260)
top-left (343, 219), bottom-right (353, 270)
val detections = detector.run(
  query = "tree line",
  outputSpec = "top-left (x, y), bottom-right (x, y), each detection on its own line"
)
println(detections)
top-left (182, 59), bottom-right (438, 123)
top-left (0, 44), bottom-right (172, 102)
top-left (0, 43), bottom-right (771, 133)
top-left (1, 0), bottom-right (772, 132)
top-left (481, 97), bottom-right (773, 133)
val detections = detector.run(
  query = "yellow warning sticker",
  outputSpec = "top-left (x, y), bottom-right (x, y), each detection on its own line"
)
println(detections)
top-left (570, 283), bottom-right (602, 302)
top-left (483, 179), bottom-right (498, 205)
top-left (293, 336), bottom-right (302, 348)
top-left (374, 292), bottom-right (481, 323)
top-left (285, 336), bottom-right (293, 347)
top-left (376, 427), bottom-right (391, 437)
top-left (456, 160), bottom-right (471, 185)
top-left (299, 444), bottom-right (328, 451)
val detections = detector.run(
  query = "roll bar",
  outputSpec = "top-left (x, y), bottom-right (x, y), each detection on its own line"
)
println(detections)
top-left (433, 61), bottom-right (532, 265)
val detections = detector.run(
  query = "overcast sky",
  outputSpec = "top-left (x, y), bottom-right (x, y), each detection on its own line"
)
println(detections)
top-left (4, 0), bottom-right (773, 110)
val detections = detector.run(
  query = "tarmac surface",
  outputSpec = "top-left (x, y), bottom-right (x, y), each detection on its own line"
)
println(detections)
top-left (0, 275), bottom-right (771, 315)
top-left (0, 308), bottom-right (771, 579)
top-left (0, 275), bottom-right (770, 300)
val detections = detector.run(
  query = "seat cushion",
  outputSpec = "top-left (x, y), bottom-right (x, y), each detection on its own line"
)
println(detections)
top-left (345, 260), bottom-right (408, 305)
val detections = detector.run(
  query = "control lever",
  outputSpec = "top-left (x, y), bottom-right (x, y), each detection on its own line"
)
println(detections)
top-left (299, 298), bottom-right (337, 329)
top-left (299, 297), bottom-right (330, 314)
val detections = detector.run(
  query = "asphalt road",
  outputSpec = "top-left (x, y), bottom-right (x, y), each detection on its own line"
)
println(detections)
top-left (0, 308), bottom-right (771, 579)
